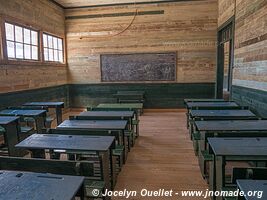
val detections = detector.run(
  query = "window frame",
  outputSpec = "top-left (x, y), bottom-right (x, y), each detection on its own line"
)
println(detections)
top-left (42, 32), bottom-right (64, 64)
top-left (4, 21), bottom-right (40, 61)
top-left (0, 15), bottom-right (66, 66)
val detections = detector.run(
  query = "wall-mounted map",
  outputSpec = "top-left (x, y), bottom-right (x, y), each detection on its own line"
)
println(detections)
top-left (100, 53), bottom-right (176, 82)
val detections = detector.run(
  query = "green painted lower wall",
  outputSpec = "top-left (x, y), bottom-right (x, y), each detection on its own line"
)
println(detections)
top-left (232, 85), bottom-right (267, 117)
top-left (0, 85), bottom-right (70, 110)
top-left (69, 83), bottom-right (215, 108)
top-left (0, 83), bottom-right (215, 109)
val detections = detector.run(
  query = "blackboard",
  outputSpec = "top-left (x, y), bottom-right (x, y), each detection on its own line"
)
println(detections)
top-left (100, 53), bottom-right (176, 82)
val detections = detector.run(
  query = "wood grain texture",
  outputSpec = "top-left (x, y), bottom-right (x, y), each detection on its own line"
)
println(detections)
top-left (218, 0), bottom-right (235, 27)
top-left (0, 0), bottom-right (67, 94)
top-left (65, 1), bottom-right (218, 84)
top-left (233, 0), bottom-right (267, 91)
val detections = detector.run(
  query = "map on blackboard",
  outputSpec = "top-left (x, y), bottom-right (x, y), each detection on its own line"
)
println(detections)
top-left (101, 53), bottom-right (176, 82)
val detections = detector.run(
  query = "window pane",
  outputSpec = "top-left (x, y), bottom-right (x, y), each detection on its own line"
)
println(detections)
top-left (49, 49), bottom-right (54, 61)
top-left (31, 31), bottom-right (38, 45)
top-left (53, 50), bottom-right (58, 61)
top-left (5, 23), bottom-right (14, 41)
top-left (24, 44), bottom-right (31, 59)
top-left (7, 41), bottom-right (15, 58)
top-left (48, 35), bottom-right (53, 48)
top-left (43, 34), bottom-right (48, 48)
top-left (32, 46), bottom-right (38, 60)
top-left (24, 29), bottom-right (31, 44)
top-left (44, 48), bottom-right (48, 61)
top-left (58, 38), bottom-right (63, 50)
top-left (16, 43), bottom-right (23, 58)
top-left (53, 37), bottom-right (58, 49)
top-left (59, 50), bottom-right (63, 62)
top-left (15, 26), bottom-right (23, 43)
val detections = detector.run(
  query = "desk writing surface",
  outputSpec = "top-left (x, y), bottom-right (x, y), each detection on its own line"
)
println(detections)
top-left (24, 102), bottom-right (64, 107)
top-left (16, 134), bottom-right (115, 151)
top-left (0, 109), bottom-right (46, 117)
top-left (79, 111), bottom-right (134, 118)
top-left (208, 137), bottom-right (267, 156)
top-left (184, 99), bottom-right (225, 103)
top-left (237, 180), bottom-right (267, 200)
top-left (190, 110), bottom-right (256, 118)
top-left (195, 120), bottom-right (267, 131)
top-left (0, 170), bottom-right (84, 200)
top-left (57, 119), bottom-right (127, 130)
top-left (97, 103), bottom-right (143, 109)
top-left (0, 116), bottom-right (20, 125)
top-left (186, 102), bottom-right (239, 108)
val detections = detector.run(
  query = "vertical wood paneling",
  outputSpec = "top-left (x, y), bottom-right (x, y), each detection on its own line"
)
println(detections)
top-left (65, 0), bottom-right (218, 84)
top-left (0, 0), bottom-right (67, 94)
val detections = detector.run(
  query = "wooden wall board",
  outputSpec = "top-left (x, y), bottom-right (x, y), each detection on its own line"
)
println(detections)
top-left (0, 0), bottom-right (67, 94)
top-left (65, 0), bottom-right (218, 84)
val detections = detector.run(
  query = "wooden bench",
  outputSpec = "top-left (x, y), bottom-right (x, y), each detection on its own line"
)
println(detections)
top-left (0, 156), bottom-right (109, 199)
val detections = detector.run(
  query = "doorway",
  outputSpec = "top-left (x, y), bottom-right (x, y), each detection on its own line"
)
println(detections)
top-left (216, 16), bottom-right (235, 99)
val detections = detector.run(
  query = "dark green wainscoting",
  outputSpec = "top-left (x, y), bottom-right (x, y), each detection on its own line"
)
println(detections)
top-left (69, 83), bottom-right (215, 108)
top-left (232, 85), bottom-right (267, 117)
top-left (0, 85), bottom-right (70, 110)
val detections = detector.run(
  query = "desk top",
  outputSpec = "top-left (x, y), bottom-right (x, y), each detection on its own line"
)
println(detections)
top-left (97, 103), bottom-right (143, 109)
top-left (0, 109), bottom-right (46, 117)
top-left (115, 91), bottom-right (145, 96)
top-left (0, 116), bottom-right (20, 125)
top-left (208, 137), bottom-right (267, 156)
top-left (57, 119), bottom-right (127, 130)
top-left (190, 109), bottom-right (256, 118)
top-left (186, 102), bottom-right (239, 108)
top-left (195, 120), bottom-right (267, 131)
top-left (184, 99), bottom-right (225, 103)
top-left (237, 180), bottom-right (267, 200)
top-left (16, 134), bottom-right (115, 151)
top-left (24, 102), bottom-right (64, 108)
top-left (0, 170), bottom-right (84, 200)
top-left (79, 111), bottom-right (134, 118)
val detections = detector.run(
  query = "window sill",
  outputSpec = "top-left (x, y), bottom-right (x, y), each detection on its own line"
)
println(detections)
top-left (0, 59), bottom-right (66, 67)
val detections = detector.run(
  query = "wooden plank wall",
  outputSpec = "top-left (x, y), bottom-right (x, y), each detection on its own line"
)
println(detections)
top-left (0, 0), bottom-right (67, 94)
top-left (233, 0), bottom-right (267, 91)
top-left (65, 0), bottom-right (218, 84)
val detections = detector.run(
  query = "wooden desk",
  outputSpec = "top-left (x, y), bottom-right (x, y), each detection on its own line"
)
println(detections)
top-left (57, 119), bottom-right (127, 144)
top-left (208, 138), bottom-right (267, 200)
top-left (0, 116), bottom-right (22, 156)
top-left (0, 170), bottom-right (84, 200)
top-left (24, 102), bottom-right (64, 125)
top-left (78, 111), bottom-right (134, 120)
top-left (195, 120), bottom-right (267, 178)
top-left (184, 98), bottom-right (225, 103)
top-left (113, 91), bottom-right (145, 103)
top-left (97, 103), bottom-right (143, 116)
top-left (16, 133), bottom-right (115, 190)
top-left (189, 109), bottom-right (257, 140)
top-left (237, 180), bottom-right (266, 200)
top-left (0, 109), bottom-right (46, 133)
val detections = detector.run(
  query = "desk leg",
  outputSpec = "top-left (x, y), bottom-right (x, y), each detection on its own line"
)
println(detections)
top-left (109, 149), bottom-right (116, 189)
top-left (215, 156), bottom-right (225, 200)
top-left (56, 107), bottom-right (63, 125)
top-left (99, 151), bottom-right (111, 191)
top-left (198, 132), bottom-right (207, 178)
top-left (35, 116), bottom-right (45, 133)
top-left (4, 123), bottom-right (22, 157)
top-left (209, 155), bottom-right (215, 198)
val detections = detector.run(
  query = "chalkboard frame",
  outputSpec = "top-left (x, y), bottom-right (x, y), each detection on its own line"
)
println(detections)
top-left (100, 52), bottom-right (177, 82)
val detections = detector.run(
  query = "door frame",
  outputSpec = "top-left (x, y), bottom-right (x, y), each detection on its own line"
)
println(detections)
top-left (216, 16), bottom-right (235, 99)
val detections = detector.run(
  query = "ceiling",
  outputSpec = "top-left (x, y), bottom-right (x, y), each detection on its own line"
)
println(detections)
top-left (52, 0), bottom-right (184, 8)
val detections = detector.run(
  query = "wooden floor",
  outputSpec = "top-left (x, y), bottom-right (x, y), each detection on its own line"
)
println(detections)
top-left (113, 110), bottom-right (208, 199)
top-left (63, 109), bottom-right (208, 199)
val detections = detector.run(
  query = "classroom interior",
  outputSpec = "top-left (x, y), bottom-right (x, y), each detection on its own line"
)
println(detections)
top-left (0, 0), bottom-right (266, 199)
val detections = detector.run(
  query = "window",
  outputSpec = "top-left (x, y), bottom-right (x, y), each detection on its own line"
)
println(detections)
top-left (43, 33), bottom-right (63, 63)
top-left (5, 22), bottom-right (39, 60)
